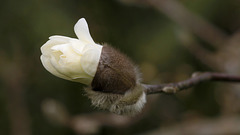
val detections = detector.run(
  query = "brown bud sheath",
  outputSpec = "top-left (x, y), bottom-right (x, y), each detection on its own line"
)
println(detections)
top-left (91, 45), bottom-right (137, 94)
top-left (85, 45), bottom-right (146, 115)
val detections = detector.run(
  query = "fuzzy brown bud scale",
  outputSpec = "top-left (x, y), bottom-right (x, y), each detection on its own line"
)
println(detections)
top-left (85, 45), bottom-right (146, 115)
top-left (91, 45), bottom-right (137, 94)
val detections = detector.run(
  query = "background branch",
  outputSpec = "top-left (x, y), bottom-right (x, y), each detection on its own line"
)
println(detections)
top-left (145, 72), bottom-right (240, 95)
top-left (145, 0), bottom-right (229, 47)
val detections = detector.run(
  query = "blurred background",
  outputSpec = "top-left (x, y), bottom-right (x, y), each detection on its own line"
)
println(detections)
top-left (1, 0), bottom-right (240, 134)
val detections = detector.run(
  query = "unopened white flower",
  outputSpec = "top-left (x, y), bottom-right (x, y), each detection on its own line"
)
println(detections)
top-left (40, 18), bottom-right (102, 85)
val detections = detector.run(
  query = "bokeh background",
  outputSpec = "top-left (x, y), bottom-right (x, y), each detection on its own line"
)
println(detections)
top-left (1, 0), bottom-right (240, 134)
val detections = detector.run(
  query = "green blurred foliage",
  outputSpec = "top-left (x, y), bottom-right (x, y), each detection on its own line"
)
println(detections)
top-left (0, 0), bottom-right (240, 134)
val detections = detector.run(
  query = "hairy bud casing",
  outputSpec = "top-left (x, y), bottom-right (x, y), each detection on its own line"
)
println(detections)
top-left (92, 45), bottom-right (137, 94)
top-left (85, 45), bottom-right (146, 115)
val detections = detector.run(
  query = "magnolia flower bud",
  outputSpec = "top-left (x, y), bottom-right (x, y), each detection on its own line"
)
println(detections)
top-left (40, 18), bottom-right (146, 115)
top-left (40, 18), bottom-right (102, 85)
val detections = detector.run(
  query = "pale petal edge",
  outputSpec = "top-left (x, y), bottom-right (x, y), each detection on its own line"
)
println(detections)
top-left (74, 18), bottom-right (95, 44)
top-left (40, 55), bottom-right (71, 80)
top-left (81, 46), bottom-right (102, 77)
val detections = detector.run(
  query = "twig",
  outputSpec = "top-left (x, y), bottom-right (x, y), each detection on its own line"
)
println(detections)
top-left (144, 72), bottom-right (240, 95)
top-left (0, 60), bottom-right (31, 135)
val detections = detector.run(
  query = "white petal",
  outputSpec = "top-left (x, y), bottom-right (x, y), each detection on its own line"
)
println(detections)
top-left (40, 55), bottom-right (70, 80)
top-left (49, 52), bottom-right (93, 85)
top-left (51, 44), bottom-right (79, 64)
top-left (74, 18), bottom-right (95, 44)
top-left (70, 40), bottom-right (85, 55)
top-left (41, 36), bottom-right (76, 56)
top-left (49, 35), bottom-right (76, 43)
top-left (81, 45), bottom-right (102, 77)
top-left (41, 40), bottom-right (59, 56)
top-left (71, 77), bottom-right (92, 85)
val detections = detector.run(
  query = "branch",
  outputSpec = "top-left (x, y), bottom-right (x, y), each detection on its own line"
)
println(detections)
top-left (144, 72), bottom-right (240, 95)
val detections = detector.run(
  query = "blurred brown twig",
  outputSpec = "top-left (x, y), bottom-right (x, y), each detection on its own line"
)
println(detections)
top-left (145, 0), bottom-right (229, 47)
top-left (145, 72), bottom-right (240, 95)
top-left (0, 53), bottom-right (31, 135)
